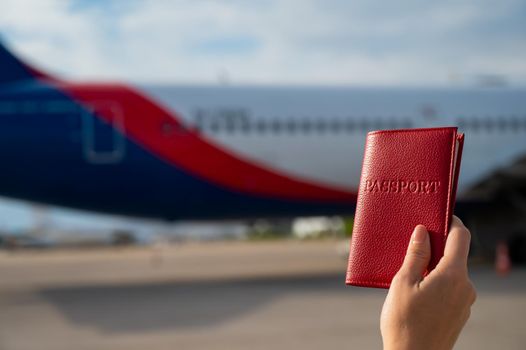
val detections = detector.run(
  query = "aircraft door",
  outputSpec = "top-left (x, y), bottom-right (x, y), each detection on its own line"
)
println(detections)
top-left (81, 101), bottom-right (126, 164)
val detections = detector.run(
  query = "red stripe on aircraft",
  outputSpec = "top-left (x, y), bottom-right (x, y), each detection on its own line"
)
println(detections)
top-left (59, 82), bottom-right (357, 203)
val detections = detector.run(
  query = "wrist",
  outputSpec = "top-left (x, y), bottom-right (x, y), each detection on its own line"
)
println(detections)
top-left (382, 336), bottom-right (425, 350)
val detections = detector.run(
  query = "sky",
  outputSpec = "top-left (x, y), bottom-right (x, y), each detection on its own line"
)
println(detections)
top-left (0, 0), bottom-right (525, 231)
top-left (1, 0), bottom-right (526, 85)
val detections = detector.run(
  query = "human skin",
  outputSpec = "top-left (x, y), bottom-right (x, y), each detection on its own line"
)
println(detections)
top-left (381, 216), bottom-right (477, 350)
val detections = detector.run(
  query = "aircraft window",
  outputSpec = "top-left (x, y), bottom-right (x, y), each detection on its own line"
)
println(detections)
top-left (286, 119), bottom-right (296, 133)
top-left (457, 117), bottom-right (470, 132)
top-left (179, 123), bottom-right (189, 133)
top-left (301, 120), bottom-right (312, 133)
top-left (510, 116), bottom-right (520, 131)
top-left (176, 123), bottom-right (188, 134)
top-left (192, 117), bottom-right (203, 132)
top-left (482, 117), bottom-right (494, 132)
top-left (193, 109), bottom-right (204, 126)
top-left (347, 120), bottom-right (356, 132)
top-left (359, 119), bottom-right (371, 131)
top-left (388, 119), bottom-right (400, 129)
top-left (161, 122), bottom-right (173, 135)
top-left (256, 120), bottom-right (267, 133)
top-left (225, 121), bottom-right (235, 134)
top-left (470, 117), bottom-right (480, 132)
top-left (496, 116), bottom-right (507, 131)
top-left (499, 116), bottom-right (507, 131)
top-left (271, 119), bottom-right (281, 133)
top-left (316, 119), bottom-right (327, 133)
top-left (161, 121), bottom-right (188, 135)
top-left (329, 120), bottom-right (336, 132)
top-left (401, 119), bottom-right (412, 128)
top-left (344, 119), bottom-right (355, 132)
top-left (329, 119), bottom-right (341, 133)
top-left (209, 122), bottom-right (220, 133)
top-left (373, 118), bottom-right (384, 131)
top-left (241, 122), bottom-right (250, 133)
top-left (365, 118), bottom-right (379, 130)
top-left (498, 117), bottom-right (507, 131)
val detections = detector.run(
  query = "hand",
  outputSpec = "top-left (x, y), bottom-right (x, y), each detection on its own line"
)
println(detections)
top-left (380, 216), bottom-right (477, 350)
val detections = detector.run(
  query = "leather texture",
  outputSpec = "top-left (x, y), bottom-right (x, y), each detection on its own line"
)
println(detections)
top-left (346, 127), bottom-right (464, 289)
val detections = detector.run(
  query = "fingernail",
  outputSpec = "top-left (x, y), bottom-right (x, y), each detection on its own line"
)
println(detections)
top-left (412, 226), bottom-right (427, 244)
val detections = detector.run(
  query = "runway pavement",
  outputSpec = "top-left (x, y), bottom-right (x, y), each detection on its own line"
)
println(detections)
top-left (0, 240), bottom-right (524, 350)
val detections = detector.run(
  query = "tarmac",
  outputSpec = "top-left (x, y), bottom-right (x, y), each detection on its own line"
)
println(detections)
top-left (0, 240), bottom-right (524, 350)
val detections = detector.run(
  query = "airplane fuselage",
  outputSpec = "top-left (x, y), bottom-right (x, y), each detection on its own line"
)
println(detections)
top-left (0, 80), bottom-right (525, 220)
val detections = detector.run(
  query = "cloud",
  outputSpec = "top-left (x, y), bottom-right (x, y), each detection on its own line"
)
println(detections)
top-left (0, 0), bottom-right (524, 228)
top-left (1, 0), bottom-right (525, 86)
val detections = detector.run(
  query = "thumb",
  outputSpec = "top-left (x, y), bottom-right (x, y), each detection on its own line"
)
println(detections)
top-left (399, 225), bottom-right (431, 285)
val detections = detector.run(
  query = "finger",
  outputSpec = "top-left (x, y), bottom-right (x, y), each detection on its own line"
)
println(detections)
top-left (398, 225), bottom-right (431, 285)
top-left (442, 216), bottom-right (471, 268)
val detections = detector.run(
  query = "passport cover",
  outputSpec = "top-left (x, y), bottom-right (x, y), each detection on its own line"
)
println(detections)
top-left (346, 127), bottom-right (464, 289)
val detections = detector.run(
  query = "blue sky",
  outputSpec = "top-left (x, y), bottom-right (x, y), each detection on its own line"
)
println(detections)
top-left (0, 0), bottom-right (525, 231)
top-left (1, 0), bottom-right (525, 85)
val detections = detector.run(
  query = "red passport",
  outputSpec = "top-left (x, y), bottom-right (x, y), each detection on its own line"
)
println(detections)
top-left (346, 127), bottom-right (464, 289)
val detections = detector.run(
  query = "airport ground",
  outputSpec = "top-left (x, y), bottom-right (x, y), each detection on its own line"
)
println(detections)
top-left (0, 240), bottom-right (524, 350)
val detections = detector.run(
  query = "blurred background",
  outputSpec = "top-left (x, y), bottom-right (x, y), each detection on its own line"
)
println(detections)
top-left (0, 1), bottom-right (525, 349)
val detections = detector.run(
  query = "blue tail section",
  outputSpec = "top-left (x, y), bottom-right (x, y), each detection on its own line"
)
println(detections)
top-left (0, 41), bottom-right (43, 84)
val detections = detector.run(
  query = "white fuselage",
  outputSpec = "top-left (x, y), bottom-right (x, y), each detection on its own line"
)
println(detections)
top-left (141, 85), bottom-right (526, 196)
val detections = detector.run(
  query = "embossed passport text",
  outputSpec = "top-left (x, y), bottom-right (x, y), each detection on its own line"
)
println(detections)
top-left (346, 127), bottom-right (464, 289)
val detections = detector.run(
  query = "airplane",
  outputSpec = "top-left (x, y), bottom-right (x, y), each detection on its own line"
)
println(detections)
top-left (1, 40), bottom-right (526, 258)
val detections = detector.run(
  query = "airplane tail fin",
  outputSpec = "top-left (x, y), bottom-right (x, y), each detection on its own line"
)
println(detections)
top-left (0, 39), bottom-right (54, 84)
